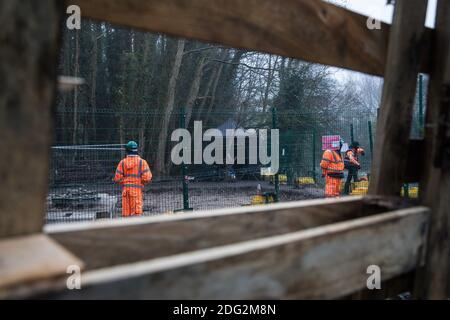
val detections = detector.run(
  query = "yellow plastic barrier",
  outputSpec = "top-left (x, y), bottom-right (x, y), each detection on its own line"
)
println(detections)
top-left (346, 179), bottom-right (369, 196)
top-left (250, 194), bottom-right (276, 205)
top-left (353, 180), bottom-right (369, 189)
top-left (270, 174), bottom-right (287, 184)
top-left (409, 188), bottom-right (419, 198)
top-left (296, 177), bottom-right (315, 185)
top-left (251, 195), bottom-right (266, 205)
top-left (401, 186), bottom-right (419, 198)
top-left (350, 188), bottom-right (368, 195)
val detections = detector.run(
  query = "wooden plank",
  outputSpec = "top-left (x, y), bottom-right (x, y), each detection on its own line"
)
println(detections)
top-left (404, 139), bottom-right (425, 183)
top-left (347, 271), bottom-right (416, 300)
top-left (73, 0), bottom-right (432, 77)
top-left (38, 206), bottom-right (429, 299)
top-left (0, 234), bottom-right (84, 298)
top-left (418, 0), bottom-right (450, 300)
top-left (0, 1), bottom-right (61, 239)
top-left (369, 0), bottom-right (428, 196)
top-left (47, 196), bottom-right (386, 270)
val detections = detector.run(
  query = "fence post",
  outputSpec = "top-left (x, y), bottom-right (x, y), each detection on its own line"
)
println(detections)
top-left (418, 73), bottom-right (424, 136)
top-left (350, 123), bottom-right (355, 143)
top-left (179, 107), bottom-right (190, 211)
top-left (403, 183), bottom-right (409, 198)
top-left (312, 132), bottom-right (316, 182)
top-left (272, 107), bottom-right (279, 202)
top-left (368, 120), bottom-right (374, 160)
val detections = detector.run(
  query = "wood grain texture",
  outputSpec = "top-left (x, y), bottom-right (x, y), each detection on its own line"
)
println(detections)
top-left (419, 0), bottom-right (450, 300)
top-left (0, 1), bottom-right (61, 238)
top-left (40, 206), bottom-right (429, 299)
top-left (0, 234), bottom-right (83, 298)
top-left (73, 0), bottom-right (431, 77)
top-left (48, 197), bottom-right (382, 270)
top-left (347, 271), bottom-right (417, 300)
top-left (369, 0), bottom-right (428, 196)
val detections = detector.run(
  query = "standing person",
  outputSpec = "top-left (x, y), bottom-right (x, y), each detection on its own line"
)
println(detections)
top-left (343, 141), bottom-right (365, 195)
top-left (114, 141), bottom-right (152, 217)
top-left (320, 142), bottom-right (345, 197)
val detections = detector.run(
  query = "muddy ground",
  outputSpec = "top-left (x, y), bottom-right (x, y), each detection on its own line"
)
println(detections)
top-left (46, 180), bottom-right (324, 224)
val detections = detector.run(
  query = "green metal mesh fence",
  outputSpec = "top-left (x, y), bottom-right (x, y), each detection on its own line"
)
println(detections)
top-left (46, 75), bottom-right (425, 223)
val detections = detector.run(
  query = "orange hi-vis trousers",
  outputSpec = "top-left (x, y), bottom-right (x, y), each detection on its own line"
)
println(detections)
top-left (122, 186), bottom-right (144, 216)
top-left (324, 176), bottom-right (342, 197)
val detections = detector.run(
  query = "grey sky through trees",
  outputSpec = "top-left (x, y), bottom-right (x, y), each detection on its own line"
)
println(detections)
top-left (328, 0), bottom-right (436, 27)
top-left (327, 0), bottom-right (436, 83)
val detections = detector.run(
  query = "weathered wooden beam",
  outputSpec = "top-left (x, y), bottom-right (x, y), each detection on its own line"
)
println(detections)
top-left (0, 234), bottom-right (83, 298)
top-left (404, 139), bottom-right (425, 183)
top-left (419, 0), bottom-right (450, 300)
top-left (47, 197), bottom-right (382, 270)
top-left (72, 0), bottom-right (431, 77)
top-left (0, 1), bottom-right (61, 239)
top-left (37, 206), bottom-right (429, 299)
top-left (348, 271), bottom-right (417, 300)
top-left (0, 2), bottom-right (86, 296)
top-left (369, 0), bottom-right (428, 196)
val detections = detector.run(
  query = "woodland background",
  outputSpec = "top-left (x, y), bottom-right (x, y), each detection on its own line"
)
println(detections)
top-left (56, 20), bottom-right (421, 177)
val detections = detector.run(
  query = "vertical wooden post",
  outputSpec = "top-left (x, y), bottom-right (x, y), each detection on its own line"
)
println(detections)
top-left (0, 1), bottom-right (61, 238)
top-left (368, 0), bottom-right (428, 196)
top-left (0, 2), bottom-right (84, 296)
top-left (419, 0), bottom-right (450, 299)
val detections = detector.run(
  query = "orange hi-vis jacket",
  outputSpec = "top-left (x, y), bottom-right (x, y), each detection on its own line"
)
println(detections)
top-left (320, 149), bottom-right (344, 178)
top-left (114, 155), bottom-right (152, 188)
top-left (320, 150), bottom-right (344, 198)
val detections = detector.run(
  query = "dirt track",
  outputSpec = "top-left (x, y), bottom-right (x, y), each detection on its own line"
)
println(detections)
top-left (46, 180), bottom-right (324, 224)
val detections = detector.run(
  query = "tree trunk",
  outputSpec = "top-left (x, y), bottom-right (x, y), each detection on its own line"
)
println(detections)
top-left (195, 56), bottom-right (221, 121)
top-left (155, 39), bottom-right (185, 176)
top-left (204, 62), bottom-right (224, 123)
top-left (90, 23), bottom-right (98, 143)
top-left (262, 55), bottom-right (278, 112)
top-left (72, 29), bottom-right (80, 147)
top-left (119, 116), bottom-right (125, 158)
top-left (185, 53), bottom-right (207, 127)
top-left (60, 31), bottom-right (71, 143)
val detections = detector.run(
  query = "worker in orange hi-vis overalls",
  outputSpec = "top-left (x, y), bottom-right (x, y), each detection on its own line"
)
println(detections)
top-left (114, 141), bottom-right (152, 217)
top-left (320, 145), bottom-right (345, 198)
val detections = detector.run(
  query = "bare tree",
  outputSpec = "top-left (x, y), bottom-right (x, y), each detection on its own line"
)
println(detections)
top-left (185, 51), bottom-right (208, 127)
top-left (155, 39), bottom-right (186, 175)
